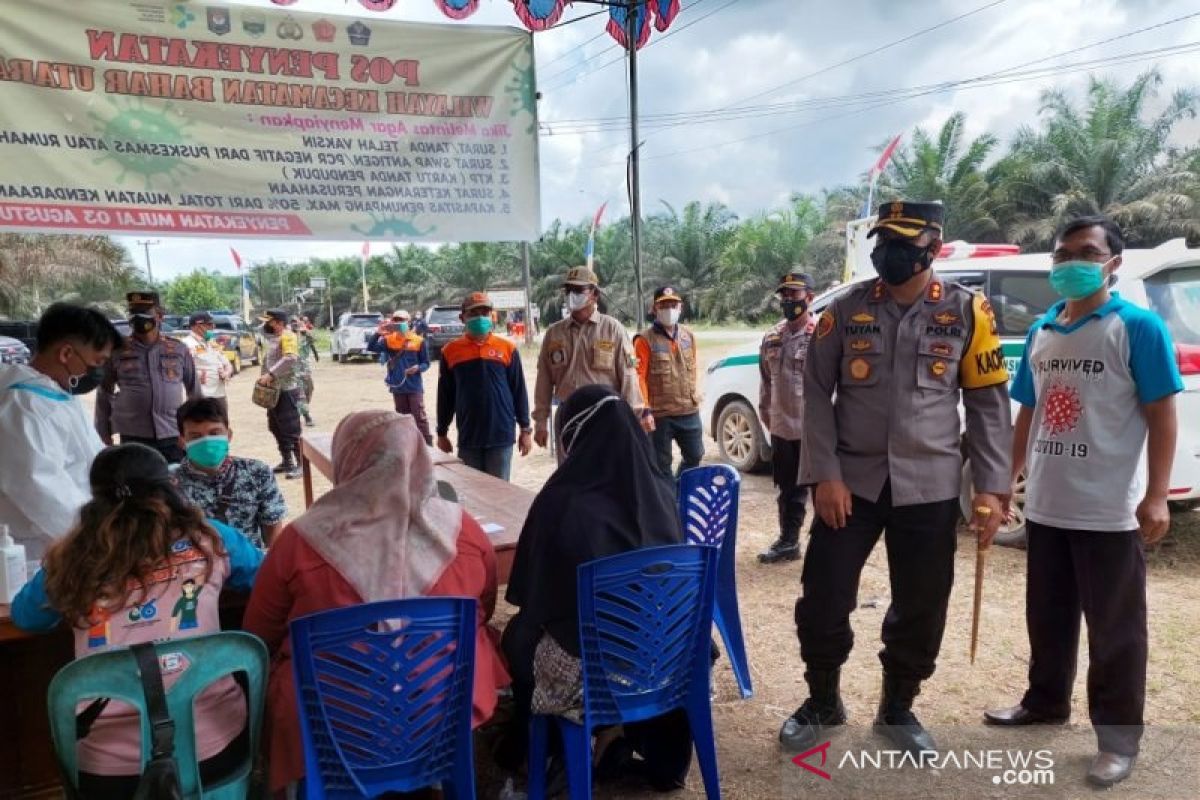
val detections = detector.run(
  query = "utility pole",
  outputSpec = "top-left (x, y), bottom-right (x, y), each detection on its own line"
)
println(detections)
top-left (625, 0), bottom-right (645, 325)
top-left (136, 239), bottom-right (159, 284)
top-left (521, 241), bottom-right (534, 346)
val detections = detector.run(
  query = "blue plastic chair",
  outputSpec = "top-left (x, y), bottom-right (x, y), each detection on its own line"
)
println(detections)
top-left (528, 544), bottom-right (722, 800)
top-left (679, 464), bottom-right (752, 698)
top-left (290, 598), bottom-right (477, 799)
top-left (47, 631), bottom-right (267, 800)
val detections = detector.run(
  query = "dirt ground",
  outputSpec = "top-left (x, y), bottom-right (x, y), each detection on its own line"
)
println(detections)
top-left (108, 331), bottom-right (1200, 798)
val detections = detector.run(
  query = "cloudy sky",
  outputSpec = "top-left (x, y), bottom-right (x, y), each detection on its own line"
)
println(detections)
top-left (116, 0), bottom-right (1200, 279)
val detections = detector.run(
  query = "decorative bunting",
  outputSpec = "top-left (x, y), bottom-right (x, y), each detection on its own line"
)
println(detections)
top-left (648, 0), bottom-right (681, 31)
top-left (606, 1), bottom-right (652, 50)
top-left (511, 0), bottom-right (568, 31)
top-left (433, 0), bottom-right (480, 20)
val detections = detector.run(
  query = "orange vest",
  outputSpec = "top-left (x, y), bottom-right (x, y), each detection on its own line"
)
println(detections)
top-left (637, 324), bottom-right (699, 416)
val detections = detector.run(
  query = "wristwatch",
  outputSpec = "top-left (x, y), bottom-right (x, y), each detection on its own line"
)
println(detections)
top-left (520, 426), bottom-right (533, 434)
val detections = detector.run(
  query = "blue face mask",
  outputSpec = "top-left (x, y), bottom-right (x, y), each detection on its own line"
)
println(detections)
top-left (186, 435), bottom-right (230, 469)
top-left (1049, 260), bottom-right (1108, 300)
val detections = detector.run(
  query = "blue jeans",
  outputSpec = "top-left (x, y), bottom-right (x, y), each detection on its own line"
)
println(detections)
top-left (650, 412), bottom-right (705, 478)
top-left (459, 445), bottom-right (514, 481)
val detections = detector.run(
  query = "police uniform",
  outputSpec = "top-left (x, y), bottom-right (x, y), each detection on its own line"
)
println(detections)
top-left (182, 311), bottom-right (231, 416)
top-left (780, 201), bottom-right (1013, 753)
top-left (533, 266), bottom-right (644, 462)
top-left (259, 308), bottom-right (304, 474)
top-left (758, 272), bottom-right (817, 563)
top-left (95, 291), bottom-right (198, 463)
top-left (634, 286), bottom-right (703, 477)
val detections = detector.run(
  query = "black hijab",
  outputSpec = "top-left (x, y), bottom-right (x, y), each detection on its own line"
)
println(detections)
top-left (505, 385), bottom-right (683, 656)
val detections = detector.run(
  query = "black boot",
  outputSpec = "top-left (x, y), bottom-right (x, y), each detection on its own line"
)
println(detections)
top-left (271, 456), bottom-right (288, 474)
top-left (779, 669), bottom-right (848, 752)
top-left (284, 448), bottom-right (302, 479)
top-left (758, 535), bottom-right (801, 564)
top-left (872, 675), bottom-right (936, 754)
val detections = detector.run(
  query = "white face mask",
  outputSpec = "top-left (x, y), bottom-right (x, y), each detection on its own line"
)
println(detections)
top-left (566, 290), bottom-right (592, 312)
top-left (656, 307), bottom-right (681, 326)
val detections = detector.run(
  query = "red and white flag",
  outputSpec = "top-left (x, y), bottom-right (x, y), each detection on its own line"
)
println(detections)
top-left (361, 241), bottom-right (370, 259)
top-left (229, 247), bottom-right (243, 270)
top-left (871, 134), bottom-right (903, 177)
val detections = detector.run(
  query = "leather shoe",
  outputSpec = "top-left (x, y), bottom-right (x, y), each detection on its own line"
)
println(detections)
top-left (1086, 752), bottom-right (1135, 787)
top-left (983, 704), bottom-right (1068, 726)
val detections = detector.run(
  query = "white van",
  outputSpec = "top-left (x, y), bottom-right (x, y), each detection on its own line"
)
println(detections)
top-left (701, 239), bottom-right (1200, 546)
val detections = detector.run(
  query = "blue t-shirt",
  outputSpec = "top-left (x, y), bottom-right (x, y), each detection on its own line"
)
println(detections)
top-left (1012, 295), bottom-right (1183, 531)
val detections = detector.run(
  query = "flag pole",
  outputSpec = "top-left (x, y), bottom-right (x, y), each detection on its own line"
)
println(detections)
top-left (626, 0), bottom-right (645, 325)
top-left (360, 242), bottom-right (370, 312)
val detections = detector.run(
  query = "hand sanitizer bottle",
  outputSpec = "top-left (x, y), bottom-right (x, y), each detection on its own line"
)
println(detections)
top-left (0, 525), bottom-right (27, 603)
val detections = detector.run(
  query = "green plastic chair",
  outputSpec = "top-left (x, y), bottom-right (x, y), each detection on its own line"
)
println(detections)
top-left (47, 631), bottom-right (268, 799)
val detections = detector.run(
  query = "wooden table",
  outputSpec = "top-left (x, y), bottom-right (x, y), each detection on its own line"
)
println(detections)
top-left (299, 433), bottom-right (530, 585)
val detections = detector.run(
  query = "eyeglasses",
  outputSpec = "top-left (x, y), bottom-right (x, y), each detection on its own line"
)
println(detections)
top-left (1052, 248), bottom-right (1111, 264)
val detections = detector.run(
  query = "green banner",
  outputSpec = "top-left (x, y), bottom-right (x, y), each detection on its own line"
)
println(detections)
top-left (0, 1), bottom-right (540, 241)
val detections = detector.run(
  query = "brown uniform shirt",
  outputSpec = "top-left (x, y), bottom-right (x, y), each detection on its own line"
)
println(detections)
top-left (634, 323), bottom-right (700, 417)
top-left (800, 274), bottom-right (1013, 506)
top-left (758, 317), bottom-right (815, 442)
top-left (532, 311), bottom-right (644, 425)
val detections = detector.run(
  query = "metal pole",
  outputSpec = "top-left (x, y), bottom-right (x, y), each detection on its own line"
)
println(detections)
top-left (521, 241), bottom-right (535, 346)
top-left (278, 263), bottom-right (286, 306)
top-left (625, 0), bottom-right (645, 326)
top-left (137, 239), bottom-right (159, 284)
top-left (360, 255), bottom-right (370, 312)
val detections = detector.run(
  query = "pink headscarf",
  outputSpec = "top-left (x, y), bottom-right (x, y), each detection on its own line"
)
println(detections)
top-left (293, 410), bottom-right (461, 602)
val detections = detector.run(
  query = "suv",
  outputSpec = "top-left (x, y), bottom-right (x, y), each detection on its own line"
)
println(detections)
top-left (332, 312), bottom-right (382, 362)
top-left (701, 239), bottom-right (1200, 546)
top-left (423, 305), bottom-right (464, 361)
top-left (0, 335), bottom-right (30, 365)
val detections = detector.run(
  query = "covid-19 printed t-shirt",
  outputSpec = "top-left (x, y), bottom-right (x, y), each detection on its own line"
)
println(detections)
top-left (1011, 295), bottom-right (1183, 531)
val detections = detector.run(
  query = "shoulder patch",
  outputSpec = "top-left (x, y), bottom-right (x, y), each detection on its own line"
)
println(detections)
top-left (816, 313), bottom-right (834, 339)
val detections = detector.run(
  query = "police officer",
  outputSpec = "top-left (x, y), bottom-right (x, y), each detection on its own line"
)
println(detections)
top-left (183, 311), bottom-right (232, 417)
top-left (634, 286), bottom-right (703, 477)
top-left (256, 308), bottom-right (303, 478)
top-left (779, 201), bottom-right (1012, 755)
top-left (757, 271), bottom-right (816, 564)
top-left (533, 266), bottom-right (645, 461)
top-left (96, 291), bottom-right (199, 463)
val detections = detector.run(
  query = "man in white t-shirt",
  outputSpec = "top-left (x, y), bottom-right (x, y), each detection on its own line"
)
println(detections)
top-left (183, 311), bottom-right (232, 416)
top-left (983, 215), bottom-right (1182, 789)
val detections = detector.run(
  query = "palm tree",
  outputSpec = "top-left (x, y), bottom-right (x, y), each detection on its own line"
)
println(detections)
top-left (646, 200), bottom-right (738, 319)
top-left (719, 196), bottom-right (823, 319)
top-left (994, 69), bottom-right (1200, 248)
top-left (883, 112), bottom-right (1003, 242)
top-left (0, 234), bottom-right (136, 317)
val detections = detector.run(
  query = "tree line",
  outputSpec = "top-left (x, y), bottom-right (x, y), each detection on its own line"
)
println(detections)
top-left (1, 70), bottom-right (1196, 326)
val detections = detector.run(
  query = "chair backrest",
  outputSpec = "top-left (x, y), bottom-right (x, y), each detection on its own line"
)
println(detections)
top-left (47, 631), bottom-right (267, 798)
top-left (679, 465), bottom-right (741, 550)
top-left (577, 544), bottom-right (719, 728)
top-left (289, 597), bottom-right (477, 798)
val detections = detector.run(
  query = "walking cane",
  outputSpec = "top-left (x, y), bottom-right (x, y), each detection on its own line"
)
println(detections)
top-left (969, 505), bottom-right (993, 665)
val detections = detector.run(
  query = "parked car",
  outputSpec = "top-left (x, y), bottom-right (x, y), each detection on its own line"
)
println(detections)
top-left (210, 314), bottom-right (261, 373)
top-left (0, 335), bottom-right (30, 365)
top-left (110, 318), bottom-right (132, 340)
top-left (701, 239), bottom-right (1200, 547)
top-left (422, 305), bottom-right (464, 360)
top-left (161, 314), bottom-right (187, 332)
top-left (331, 312), bottom-right (382, 362)
top-left (0, 320), bottom-right (37, 353)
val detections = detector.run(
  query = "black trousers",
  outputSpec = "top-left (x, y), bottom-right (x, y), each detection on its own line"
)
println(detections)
top-left (1021, 521), bottom-right (1147, 756)
top-left (266, 389), bottom-right (301, 457)
top-left (795, 482), bottom-right (958, 681)
top-left (121, 435), bottom-right (185, 464)
top-left (771, 436), bottom-right (809, 542)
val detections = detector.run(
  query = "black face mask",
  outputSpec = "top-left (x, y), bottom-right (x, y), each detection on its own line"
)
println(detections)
top-left (129, 314), bottom-right (157, 335)
top-left (871, 239), bottom-right (932, 286)
top-left (262, 323), bottom-right (275, 336)
top-left (66, 351), bottom-right (105, 395)
top-left (781, 299), bottom-right (808, 321)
